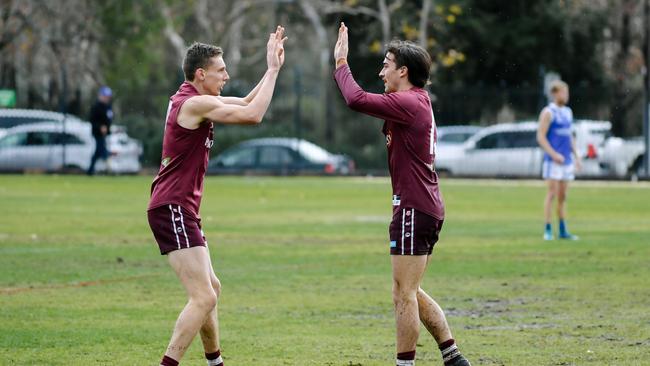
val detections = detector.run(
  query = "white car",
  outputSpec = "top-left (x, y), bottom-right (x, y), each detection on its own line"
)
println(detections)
top-left (437, 126), bottom-right (483, 145)
top-left (436, 126), bottom-right (482, 174)
top-left (436, 121), bottom-right (612, 178)
top-left (0, 120), bottom-right (142, 173)
top-left (599, 135), bottom-right (646, 179)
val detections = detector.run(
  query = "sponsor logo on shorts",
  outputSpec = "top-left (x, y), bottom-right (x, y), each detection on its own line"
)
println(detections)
top-left (392, 195), bottom-right (401, 206)
top-left (390, 240), bottom-right (397, 248)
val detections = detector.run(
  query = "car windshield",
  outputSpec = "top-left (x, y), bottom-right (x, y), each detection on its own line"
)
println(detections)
top-left (296, 141), bottom-right (331, 162)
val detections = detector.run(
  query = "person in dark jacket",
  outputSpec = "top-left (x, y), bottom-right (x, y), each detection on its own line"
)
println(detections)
top-left (87, 86), bottom-right (113, 175)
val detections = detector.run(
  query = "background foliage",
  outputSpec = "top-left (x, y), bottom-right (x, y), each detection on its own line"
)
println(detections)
top-left (1, 0), bottom-right (647, 168)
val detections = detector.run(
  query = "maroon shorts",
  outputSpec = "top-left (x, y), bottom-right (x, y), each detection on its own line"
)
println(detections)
top-left (147, 204), bottom-right (207, 255)
top-left (389, 206), bottom-right (443, 256)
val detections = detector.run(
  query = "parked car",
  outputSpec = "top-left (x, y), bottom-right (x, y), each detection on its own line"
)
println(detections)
top-left (437, 125), bottom-right (483, 145)
top-left (0, 120), bottom-right (142, 173)
top-left (208, 138), bottom-right (355, 175)
top-left (0, 108), bottom-right (67, 130)
top-left (599, 135), bottom-right (646, 179)
top-left (436, 125), bottom-right (482, 175)
top-left (435, 120), bottom-right (617, 178)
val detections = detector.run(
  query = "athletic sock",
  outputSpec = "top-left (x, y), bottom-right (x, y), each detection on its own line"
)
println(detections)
top-left (559, 219), bottom-right (568, 236)
top-left (396, 350), bottom-right (416, 366)
top-left (439, 339), bottom-right (462, 365)
top-left (160, 355), bottom-right (179, 366)
top-left (545, 222), bottom-right (552, 232)
top-left (206, 350), bottom-right (224, 366)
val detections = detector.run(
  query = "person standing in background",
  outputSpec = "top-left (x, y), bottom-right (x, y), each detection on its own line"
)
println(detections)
top-left (537, 80), bottom-right (581, 241)
top-left (87, 86), bottom-right (113, 175)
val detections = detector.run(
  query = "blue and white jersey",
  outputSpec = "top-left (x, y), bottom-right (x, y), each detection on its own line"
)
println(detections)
top-left (544, 103), bottom-right (573, 165)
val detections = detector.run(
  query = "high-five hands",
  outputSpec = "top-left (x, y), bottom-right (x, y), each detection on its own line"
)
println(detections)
top-left (334, 22), bottom-right (348, 68)
top-left (267, 25), bottom-right (288, 71)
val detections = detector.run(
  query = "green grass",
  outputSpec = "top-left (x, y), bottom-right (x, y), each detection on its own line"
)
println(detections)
top-left (1, 175), bottom-right (649, 365)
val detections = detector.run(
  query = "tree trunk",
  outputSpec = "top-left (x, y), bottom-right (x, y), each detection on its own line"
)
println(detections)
top-left (419, 0), bottom-right (432, 49)
top-left (300, 0), bottom-right (332, 142)
top-left (611, 0), bottom-right (635, 137)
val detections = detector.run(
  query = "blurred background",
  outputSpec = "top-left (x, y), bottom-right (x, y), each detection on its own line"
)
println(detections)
top-left (0, 0), bottom-right (648, 178)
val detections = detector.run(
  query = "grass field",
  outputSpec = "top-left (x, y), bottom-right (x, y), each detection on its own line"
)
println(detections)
top-left (1, 175), bottom-right (649, 365)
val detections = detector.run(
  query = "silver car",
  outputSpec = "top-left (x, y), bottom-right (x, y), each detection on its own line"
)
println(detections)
top-left (436, 121), bottom-right (610, 178)
top-left (0, 120), bottom-right (142, 173)
top-left (435, 125), bottom-right (482, 174)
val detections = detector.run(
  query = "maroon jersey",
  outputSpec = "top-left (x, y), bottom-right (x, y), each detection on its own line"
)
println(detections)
top-left (334, 65), bottom-right (444, 219)
top-left (148, 82), bottom-right (214, 219)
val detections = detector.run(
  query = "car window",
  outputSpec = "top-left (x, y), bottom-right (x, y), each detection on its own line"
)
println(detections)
top-left (506, 131), bottom-right (538, 148)
top-left (476, 132), bottom-right (506, 149)
top-left (52, 132), bottom-right (84, 145)
top-left (220, 147), bottom-right (256, 167)
top-left (0, 132), bottom-right (27, 148)
top-left (439, 132), bottom-right (473, 144)
top-left (25, 132), bottom-right (51, 146)
top-left (259, 146), bottom-right (293, 165)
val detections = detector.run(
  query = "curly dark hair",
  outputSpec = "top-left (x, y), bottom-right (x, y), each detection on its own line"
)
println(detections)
top-left (183, 42), bottom-right (223, 81)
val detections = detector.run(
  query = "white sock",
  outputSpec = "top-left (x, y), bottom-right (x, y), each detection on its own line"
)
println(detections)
top-left (207, 355), bottom-right (223, 366)
top-left (397, 359), bottom-right (415, 366)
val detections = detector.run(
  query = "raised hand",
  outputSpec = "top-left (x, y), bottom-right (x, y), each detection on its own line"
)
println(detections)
top-left (267, 25), bottom-right (288, 71)
top-left (334, 22), bottom-right (348, 67)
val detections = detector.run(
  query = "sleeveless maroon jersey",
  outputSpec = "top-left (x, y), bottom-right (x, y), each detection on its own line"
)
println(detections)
top-left (148, 82), bottom-right (214, 219)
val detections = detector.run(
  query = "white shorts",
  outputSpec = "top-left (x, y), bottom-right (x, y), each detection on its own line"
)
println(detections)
top-left (542, 160), bottom-right (575, 181)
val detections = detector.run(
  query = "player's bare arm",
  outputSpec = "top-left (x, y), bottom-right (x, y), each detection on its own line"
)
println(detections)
top-left (217, 72), bottom-right (268, 106)
top-left (537, 108), bottom-right (564, 164)
top-left (571, 134), bottom-right (582, 171)
top-left (178, 26), bottom-right (287, 128)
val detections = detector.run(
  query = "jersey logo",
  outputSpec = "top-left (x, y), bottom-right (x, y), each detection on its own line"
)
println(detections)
top-left (161, 157), bottom-right (171, 167)
top-left (205, 137), bottom-right (214, 149)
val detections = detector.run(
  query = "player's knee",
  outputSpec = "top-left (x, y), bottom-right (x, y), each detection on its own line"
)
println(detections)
top-left (392, 283), bottom-right (416, 306)
top-left (193, 290), bottom-right (218, 311)
top-left (212, 278), bottom-right (222, 298)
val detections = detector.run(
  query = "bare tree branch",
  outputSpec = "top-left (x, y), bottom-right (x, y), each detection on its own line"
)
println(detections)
top-left (320, 1), bottom-right (379, 18)
top-left (161, 4), bottom-right (187, 62)
top-left (419, 0), bottom-right (432, 48)
top-left (194, 0), bottom-right (213, 36)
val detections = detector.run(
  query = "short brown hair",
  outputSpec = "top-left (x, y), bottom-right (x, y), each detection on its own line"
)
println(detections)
top-left (550, 80), bottom-right (568, 94)
top-left (183, 42), bottom-right (223, 81)
top-left (385, 41), bottom-right (432, 88)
